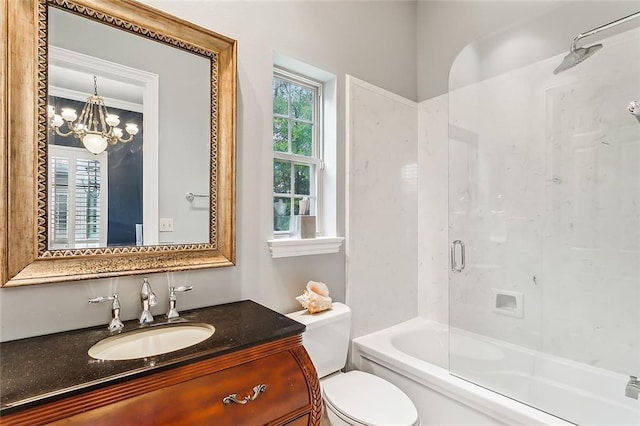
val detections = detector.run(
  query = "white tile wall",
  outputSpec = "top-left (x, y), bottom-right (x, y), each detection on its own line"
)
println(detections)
top-left (417, 94), bottom-right (449, 324)
top-left (345, 76), bottom-right (418, 340)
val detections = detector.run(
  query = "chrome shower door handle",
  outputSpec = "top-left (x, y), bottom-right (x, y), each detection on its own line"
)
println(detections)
top-left (451, 240), bottom-right (465, 273)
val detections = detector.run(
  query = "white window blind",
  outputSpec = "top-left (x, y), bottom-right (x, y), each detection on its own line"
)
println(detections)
top-left (50, 157), bottom-right (69, 245)
top-left (48, 145), bottom-right (108, 249)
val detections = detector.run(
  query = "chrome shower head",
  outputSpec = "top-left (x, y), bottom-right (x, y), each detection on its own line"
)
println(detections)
top-left (553, 11), bottom-right (640, 75)
top-left (553, 43), bottom-right (603, 74)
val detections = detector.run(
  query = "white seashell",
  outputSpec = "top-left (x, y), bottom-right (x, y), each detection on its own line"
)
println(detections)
top-left (295, 293), bottom-right (310, 308)
top-left (306, 280), bottom-right (329, 297)
top-left (296, 280), bottom-right (332, 314)
top-left (306, 291), bottom-right (332, 313)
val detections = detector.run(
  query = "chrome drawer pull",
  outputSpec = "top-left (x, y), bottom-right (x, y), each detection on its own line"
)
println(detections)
top-left (223, 384), bottom-right (268, 405)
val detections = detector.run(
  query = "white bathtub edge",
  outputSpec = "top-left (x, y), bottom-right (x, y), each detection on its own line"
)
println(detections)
top-left (352, 319), bottom-right (575, 426)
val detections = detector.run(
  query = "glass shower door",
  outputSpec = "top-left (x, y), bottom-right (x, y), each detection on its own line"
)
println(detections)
top-left (448, 7), bottom-right (640, 425)
top-left (448, 64), bottom-right (547, 412)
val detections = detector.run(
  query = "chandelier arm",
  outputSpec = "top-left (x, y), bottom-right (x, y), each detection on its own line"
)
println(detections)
top-left (118, 134), bottom-right (135, 143)
top-left (77, 101), bottom-right (89, 132)
top-left (88, 102), bottom-right (97, 133)
top-left (97, 99), bottom-right (109, 137)
top-left (53, 127), bottom-right (74, 138)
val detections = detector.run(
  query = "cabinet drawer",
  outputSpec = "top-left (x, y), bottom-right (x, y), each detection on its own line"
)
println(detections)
top-left (54, 350), bottom-right (311, 425)
top-left (204, 350), bottom-right (311, 424)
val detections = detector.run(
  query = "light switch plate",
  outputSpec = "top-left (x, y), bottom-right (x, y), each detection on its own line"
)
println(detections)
top-left (159, 218), bottom-right (174, 232)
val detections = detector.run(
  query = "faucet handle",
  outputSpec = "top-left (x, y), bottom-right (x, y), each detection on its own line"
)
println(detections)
top-left (149, 291), bottom-right (158, 307)
top-left (88, 293), bottom-right (124, 332)
top-left (167, 286), bottom-right (193, 319)
top-left (88, 296), bottom-right (114, 304)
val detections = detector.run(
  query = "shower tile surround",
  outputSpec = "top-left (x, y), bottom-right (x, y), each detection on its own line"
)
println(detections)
top-left (445, 27), bottom-right (640, 376)
top-left (418, 94), bottom-right (449, 326)
top-left (343, 14), bottom-right (639, 425)
top-left (348, 25), bottom-right (640, 377)
top-left (346, 77), bottom-right (419, 340)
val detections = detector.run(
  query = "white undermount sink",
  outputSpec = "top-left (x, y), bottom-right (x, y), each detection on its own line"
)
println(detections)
top-left (88, 322), bottom-right (215, 361)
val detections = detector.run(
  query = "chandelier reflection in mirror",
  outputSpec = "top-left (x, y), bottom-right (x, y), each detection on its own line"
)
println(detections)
top-left (48, 75), bottom-right (139, 155)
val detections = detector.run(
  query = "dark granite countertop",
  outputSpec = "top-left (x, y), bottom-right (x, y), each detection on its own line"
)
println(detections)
top-left (0, 300), bottom-right (304, 414)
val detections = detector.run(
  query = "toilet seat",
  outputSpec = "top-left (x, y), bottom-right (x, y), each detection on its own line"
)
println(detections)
top-left (322, 371), bottom-right (419, 426)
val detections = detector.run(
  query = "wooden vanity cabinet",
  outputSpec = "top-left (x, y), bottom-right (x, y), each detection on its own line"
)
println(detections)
top-left (1, 335), bottom-right (322, 426)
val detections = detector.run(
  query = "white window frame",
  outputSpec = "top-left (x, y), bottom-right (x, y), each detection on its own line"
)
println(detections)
top-left (268, 55), bottom-right (344, 257)
top-left (272, 68), bottom-right (324, 237)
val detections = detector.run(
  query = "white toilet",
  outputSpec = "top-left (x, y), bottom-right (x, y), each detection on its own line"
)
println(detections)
top-left (287, 303), bottom-right (419, 426)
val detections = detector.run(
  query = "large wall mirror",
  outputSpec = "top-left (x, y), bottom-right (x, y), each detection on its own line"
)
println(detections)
top-left (1, 0), bottom-right (237, 286)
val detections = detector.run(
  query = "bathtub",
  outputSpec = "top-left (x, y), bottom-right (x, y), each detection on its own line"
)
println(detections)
top-left (352, 318), bottom-right (638, 426)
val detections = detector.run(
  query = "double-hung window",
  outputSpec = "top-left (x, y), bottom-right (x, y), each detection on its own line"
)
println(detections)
top-left (272, 68), bottom-right (322, 236)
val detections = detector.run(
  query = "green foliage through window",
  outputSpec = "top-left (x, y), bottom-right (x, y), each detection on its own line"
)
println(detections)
top-left (272, 69), bottom-right (321, 233)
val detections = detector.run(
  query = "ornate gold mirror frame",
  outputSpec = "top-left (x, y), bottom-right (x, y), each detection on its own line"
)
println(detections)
top-left (1, 0), bottom-right (236, 287)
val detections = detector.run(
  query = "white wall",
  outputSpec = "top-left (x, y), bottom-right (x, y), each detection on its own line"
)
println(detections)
top-left (417, 1), bottom-right (560, 101)
top-left (0, 1), bottom-right (417, 341)
top-left (346, 77), bottom-right (418, 339)
top-left (417, 1), bottom-right (640, 101)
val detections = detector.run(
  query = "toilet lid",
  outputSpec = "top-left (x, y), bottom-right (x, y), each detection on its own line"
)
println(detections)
top-left (322, 371), bottom-right (418, 426)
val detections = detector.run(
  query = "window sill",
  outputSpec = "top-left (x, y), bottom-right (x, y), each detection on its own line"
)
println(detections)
top-left (267, 236), bottom-right (344, 258)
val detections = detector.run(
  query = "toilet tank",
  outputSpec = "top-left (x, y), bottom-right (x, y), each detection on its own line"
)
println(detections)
top-left (286, 302), bottom-right (351, 379)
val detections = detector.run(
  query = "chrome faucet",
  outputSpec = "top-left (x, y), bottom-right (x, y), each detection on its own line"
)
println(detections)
top-left (167, 286), bottom-right (193, 319)
top-left (88, 294), bottom-right (124, 331)
top-left (626, 376), bottom-right (640, 400)
top-left (139, 277), bottom-right (158, 324)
